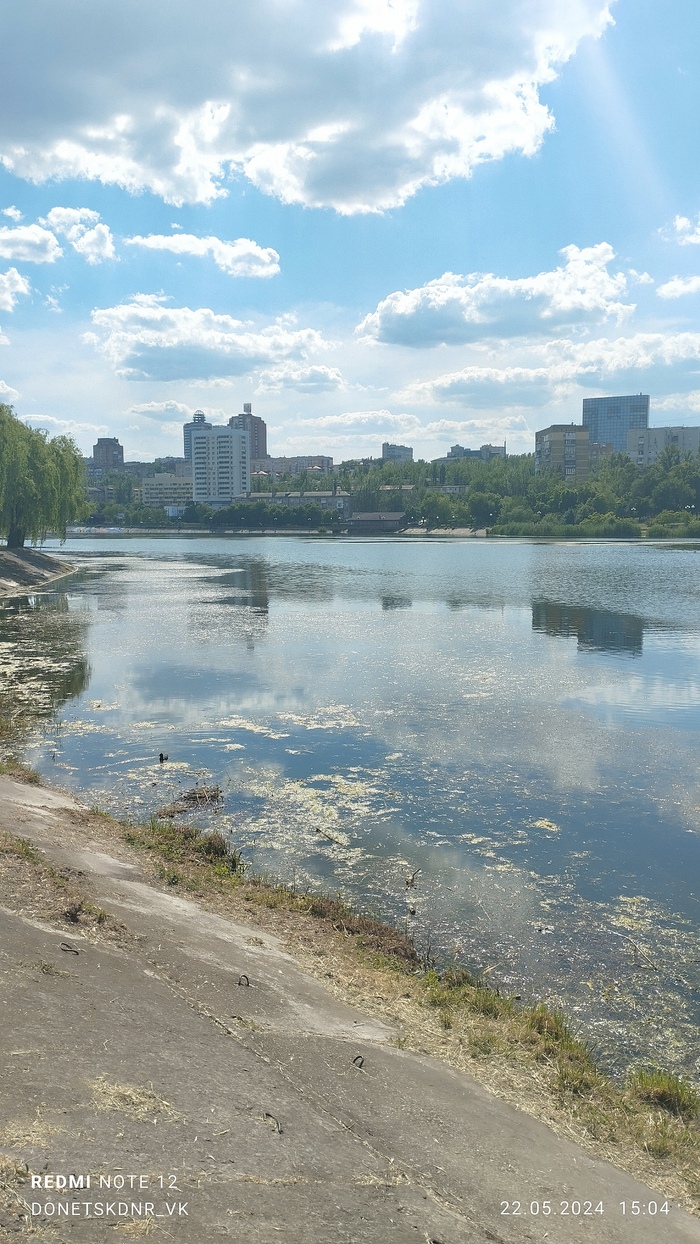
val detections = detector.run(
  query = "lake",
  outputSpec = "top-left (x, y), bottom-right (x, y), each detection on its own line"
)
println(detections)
top-left (3, 535), bottom-right (699, 1079)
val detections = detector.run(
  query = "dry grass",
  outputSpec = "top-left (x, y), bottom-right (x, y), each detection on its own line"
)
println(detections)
top-left (91, 1077), bottom-right (180, 1122)
top-left (0, 758), bottom-right (42, 784)
top-left (115, 1222), bottom-right (161, 1236)
top-left (0, 830), bottom-right (131, 945)
top-left (0, 1117), bottom-right (62, 1149)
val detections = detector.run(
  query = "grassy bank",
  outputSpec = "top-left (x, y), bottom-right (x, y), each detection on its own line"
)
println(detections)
top-left (45, 806), bottom-right (700, 1214)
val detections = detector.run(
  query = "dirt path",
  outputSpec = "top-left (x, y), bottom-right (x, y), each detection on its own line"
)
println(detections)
top-left (1, 776), bottom-right (699, 1243)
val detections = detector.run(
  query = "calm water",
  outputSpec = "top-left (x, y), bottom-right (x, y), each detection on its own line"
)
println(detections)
top-left (3, 535), bottom-right (700, 1078)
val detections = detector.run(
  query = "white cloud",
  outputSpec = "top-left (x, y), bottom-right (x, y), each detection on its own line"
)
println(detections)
top-left (358, 244), bottom-right (632, 345)
top-left (2, 206), bottom-right (22, 221)
top-left (127, 400), bottom-right (226, 420)
top-left (126, 232), bottom-right (279, 278)
top-left (19, 414), bottom-right (105, 437)
top-left (44, 207), bottom-right (116, 263)
top-left (85, 293), bottom-right (331, 381)
top-left (129, 400), bottom-right (194, 416)
top-left (657, 275), bottom-right (700, 299)
top-left (654, 391), bottom-right (700, 416)
top-left (0, 1), bottom-right (613, 213)
top-left (408, 364), bottom-right (555, 407)
top-left (422, 415), bottom-right (528, 440)
top-left (0, 224), bottom-right (61, 263)
top-left (0, 379), bottom-right (19, 399)
top-left (295, 408), bottom-right (421, 433)
top-left (0, 267), bottom-right (31, 312)
top-left (411, 331), bottom-right (700, 407)
top-left (669, 214), bottom-right (700, 245)
top-left (256, 363), bottom-right (344, 393)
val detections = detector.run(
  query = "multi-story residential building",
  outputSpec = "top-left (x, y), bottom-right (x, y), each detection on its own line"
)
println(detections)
top-left (535, 424), bottom-right (594, 482)
top-left (582, 394), bottom-right (649, 454)
top-left (228, 403), bottom-right (268, 459)
top-left (141, 473), bottom-right (194, 511)
top-left (251, 455), bottom-right (333, 477)
top-left (191, 424), bottom-right (250, 506)
top-left (626, 425), bottom-right (700, 467)
top-left (382, 442), bottom-right (413, 463)
top-left (183, 411), bottom-right (212, 461)
top-left (92, 437), bottom-right (124, 470)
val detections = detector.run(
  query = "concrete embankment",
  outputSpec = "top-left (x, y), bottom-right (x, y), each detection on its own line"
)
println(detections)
top-left (1, 776), bottom-right (699, 1243)
top-left (0, 547), bottom-right (75, 596)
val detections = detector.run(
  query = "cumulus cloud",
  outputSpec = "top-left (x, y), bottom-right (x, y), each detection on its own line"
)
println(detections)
top-left (256, 363), bottom-right (344, 393)
top-left (125, 233), bottom-right (279, 277)
top-left (358, 244), bottom-right (632, 345)
top-left (657, 275), bottom-right (700, 299)
top-left (0, 379), bottom-right (19, 399)
top-left (408, 365), bottom-right (555, 407)
top-left (44, 207), bottom-right (116, 263)
top-left (295, 409), bottom-right (420, 432)
top-left (0, 1), bottom-right (613, 213)
top-left (422, 415), bottom-right (529, 440)
top-left (669, 215), bottom-right (700, 245)
top-left (128, 400), bottom-right (195, 416)
top-left (2, 206), bottom-right (22, 221)
top-left (19, 414), bottom-right (105, 437)
top-left (0, 223), bottom-right (61, 263)
top-left (85, 293), bottom-right (330, 381)
top-left (0, 267), bottom-right (31, 312)
top-left (411, 331), bottom-right (700, 407)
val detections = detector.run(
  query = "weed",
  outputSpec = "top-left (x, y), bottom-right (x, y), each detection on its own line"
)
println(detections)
top-left (627, 1068), bottom-right (700, 1120)
top-left (0, 834), bottom-right (40, 863)
top-left (0, 758), bottom-right (41, 784)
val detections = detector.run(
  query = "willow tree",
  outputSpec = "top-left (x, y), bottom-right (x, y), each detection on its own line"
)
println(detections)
top-left (0, 405), bottom-right (86, 548)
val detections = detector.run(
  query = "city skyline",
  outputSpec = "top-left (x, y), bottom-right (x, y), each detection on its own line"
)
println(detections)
top-left (2, 2), bottom-right (700, 461)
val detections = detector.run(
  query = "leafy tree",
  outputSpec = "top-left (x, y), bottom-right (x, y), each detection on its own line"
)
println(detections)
top-left (0, 405), bottom-right (86, 547)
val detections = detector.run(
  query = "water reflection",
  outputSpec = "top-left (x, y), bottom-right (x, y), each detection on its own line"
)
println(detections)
top-left (532, 600), bottom-right (644, 656)
top-left (0, 593), bottom-right (90, 748)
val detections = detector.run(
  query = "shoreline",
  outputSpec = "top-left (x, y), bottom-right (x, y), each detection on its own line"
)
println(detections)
top-left (0, 547), bottom-right (76, 598)
top-left (0, 765), bottom-right (698, 1224)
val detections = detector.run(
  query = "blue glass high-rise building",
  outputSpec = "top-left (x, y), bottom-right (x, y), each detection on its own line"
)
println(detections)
top-left (582, 394), bottom-right (649, 454)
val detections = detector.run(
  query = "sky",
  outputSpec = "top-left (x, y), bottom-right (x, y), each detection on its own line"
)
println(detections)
top-left (2, 0), bottom-right (700, 463)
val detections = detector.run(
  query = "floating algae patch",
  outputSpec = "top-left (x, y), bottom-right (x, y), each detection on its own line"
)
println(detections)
top-left (531, 818), bottom-right (561, 832)
top-left (278, 704), bottom-right (360, 731)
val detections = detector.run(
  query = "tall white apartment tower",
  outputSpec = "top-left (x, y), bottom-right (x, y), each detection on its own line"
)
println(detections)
top-left (191, 424), bottom-right (250, 506)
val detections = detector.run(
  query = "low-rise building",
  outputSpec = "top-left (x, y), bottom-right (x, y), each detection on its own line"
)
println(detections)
top-left (242, 490), bottom-right (352, 519)
top-left (626, 425), bottom-right (700, 467)
top-left (141, 473), bottom-right (193, 511)
top-left (442, 443), bottom-right (506, 461)
top-left (251, 455), bottom-right (333, 477)
top-left (347, 512), bottom-right (407, 533)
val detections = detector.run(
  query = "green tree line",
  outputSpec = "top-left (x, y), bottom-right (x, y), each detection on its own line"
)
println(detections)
top-left (85, 441), bottom-right (700, 537)
top-left (258, 447), bottom-right (700, 536)
top-left (0, 406), bottom-right (86, 547)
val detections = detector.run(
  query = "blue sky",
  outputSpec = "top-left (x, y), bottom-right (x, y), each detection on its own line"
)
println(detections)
top-left (2, 0), bottom-right (700, 461)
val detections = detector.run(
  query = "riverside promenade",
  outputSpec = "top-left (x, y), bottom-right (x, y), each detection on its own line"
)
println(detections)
top-left (1, 776), bottom-right (699, 1242)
